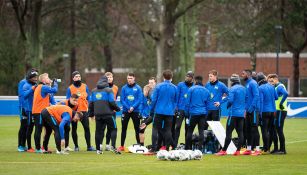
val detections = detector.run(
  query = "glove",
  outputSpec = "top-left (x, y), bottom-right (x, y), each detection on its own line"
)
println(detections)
top-left (279, 104), bottom-right (284, 110)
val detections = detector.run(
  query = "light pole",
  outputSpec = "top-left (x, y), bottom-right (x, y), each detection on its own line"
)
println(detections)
top-left (63, 53), bottom-right (70, 87)
top-left (275, 25), bottom-right (282, 75)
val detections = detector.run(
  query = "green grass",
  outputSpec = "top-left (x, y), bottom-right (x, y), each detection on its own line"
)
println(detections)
top-left (0, 117), bottom-right (307, 175)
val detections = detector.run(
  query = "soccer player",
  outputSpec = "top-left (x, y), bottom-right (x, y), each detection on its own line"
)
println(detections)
top-left (216, 74), bottom-right (246, 156)
top-left (118, 73), bottom-right (143, 151)
top-left (257, 73), bottom-right (278, 154)
top-left (241, 70), bottom-right (261, 156)
top-left (104, 72), bottom-right (119, 151)
top-left (32, 73), bottom-right (58, 153)
top-left (66, 71), bottom-right (94, 151)
top-left (185, 75), bottom-right (210, 151)
top-left (139, 77), bottom-right (157, 147)
top-left (205, 70), bottom-right (228, 130)
top-left (267, 74), bottom-right (288, 154)
top-left (174, 71), bottom-right (194, 148)
top-left (22, 69), bottom-right (39, 152)
top-left (88, 76), bottom-right (121, 154)
top-left (57, 94), bottom-right (79, 151)
top-left (150, 70), bottom-right (178, 152)
top-left (17, 68), bottom-right (38, 152)
top-left (41, 105), bottom-right (83, 154)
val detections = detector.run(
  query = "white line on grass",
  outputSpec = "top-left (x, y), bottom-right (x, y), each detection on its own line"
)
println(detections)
top-left (287, 139), bottom-right (307, 144)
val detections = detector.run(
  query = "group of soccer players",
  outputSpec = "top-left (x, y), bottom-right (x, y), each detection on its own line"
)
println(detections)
top-left (17, 68), bottom-right (288, 155)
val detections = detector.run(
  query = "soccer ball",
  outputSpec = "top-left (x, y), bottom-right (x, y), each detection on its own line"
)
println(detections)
top-left (178, 150), bottom-right (189, 161)
top-left (157, 150), bottom-right (169, 160)
top-left (194, 150), bottom-right (203, 160)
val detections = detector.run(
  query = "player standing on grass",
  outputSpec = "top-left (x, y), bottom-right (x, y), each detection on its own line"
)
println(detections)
top-left (216, 74), bottom-right (246, 156)
top-left (32, 73), bottom-right (58, 153)
top-left (205, 70), bottom-right (228, 130)
top-left (104, 72), bottom-right (119, 151)
top-left (257, 73), bottom-right (278, 154)
top-left (66, 71), bottom-right (95, 151)
top-left (118, 73), bottom-right (143, 152)
top-left (150, 70), bottom-right (178, 152)
top-left (22, 69), bottom-right (39, 152)
top-left (88, 76), bottom-right (121, 154)
top-left (267, 74), bottom-right (288, 154)
top-left (241, 70), bottom-right (261, 156)
top-left (185, 75), bottom-right (210, 151)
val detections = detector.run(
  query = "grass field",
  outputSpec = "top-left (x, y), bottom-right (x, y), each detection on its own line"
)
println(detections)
top-left (0, 117), bottom-right (307, 175)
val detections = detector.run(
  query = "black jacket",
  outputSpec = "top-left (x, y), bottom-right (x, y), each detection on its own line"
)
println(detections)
top-left (88, 76), bottom-right (120, 118)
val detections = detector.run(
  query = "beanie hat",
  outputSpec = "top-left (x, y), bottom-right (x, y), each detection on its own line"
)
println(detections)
top-left (26, 69), bottom-right (38, 80)
top-left (186, 71), bottom-right (194, 78)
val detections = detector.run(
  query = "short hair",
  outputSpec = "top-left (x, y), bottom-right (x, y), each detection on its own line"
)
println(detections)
top-left (105, 72), bottom-right (113, 77)
top-left (149, 77), bottom-right (157, 82)
top-left (243, 69), bottom-right (252, 76)
top-left (127, 73), bottom-right (135, 77)
top-left (208, 70), bottom-right (218, 76)
top-left (39, 73), bottom-right (48, 82)
top-left (163, 70), bottom-right (173, 80)
top-left (267, 74), bottom-right (278, 79)
top-left (194, 75), bottom-right (203, 84)
top-left (70, 94), bottom-right (79, 99)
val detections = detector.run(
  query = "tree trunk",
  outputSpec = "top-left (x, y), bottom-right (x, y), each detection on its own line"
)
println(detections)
top-left (104, 45), bottom-right (113, 72)
top-left (292, 52), bottom-right (300, 97)
top-left (27, 0), bottom-right (43, 70)
top-left (70, 0), bottom-right (76, 82)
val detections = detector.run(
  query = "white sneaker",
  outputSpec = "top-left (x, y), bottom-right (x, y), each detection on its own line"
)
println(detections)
top-left (105, 144), bottom-right (111, 151)
top-left (97, 150), bottom-right (103, 155)
top-left (56, 150), bottom-right (69, 155)
top-left (64, 147), bottom-right (73, 152)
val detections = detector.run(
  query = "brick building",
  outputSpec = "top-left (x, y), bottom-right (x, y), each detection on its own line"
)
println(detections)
top-left (195, 52), bottom-right (307, 96)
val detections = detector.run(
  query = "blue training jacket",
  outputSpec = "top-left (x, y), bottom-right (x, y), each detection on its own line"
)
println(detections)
top-left (245, 78), bottom-right (260, 113)
top-left (18, 79), bottom-right (27, 109)
top-left (177, 82), bottom-right (193, 111)
top-left (59, 112), bottom-right (71, 140)
top-left (120, 83), bottom-right (143, 112)
top-left (185, 84), bottom-right (210, 116)
top-left (22, 80), bottom-right (36, 112)
top-left (259, 82), bottom-right (278, 113)
top-left (205, 80), bottom-right (228, 110)
top-left (227, 84), bottom-right (246, 117)
top-left (151, 80), bottom-right (178, 116)
top-left (276, 83), bottom-right (288, 106)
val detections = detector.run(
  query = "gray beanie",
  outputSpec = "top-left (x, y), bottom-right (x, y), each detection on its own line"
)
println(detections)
top-left (230, 74), bottom-right (240, 83)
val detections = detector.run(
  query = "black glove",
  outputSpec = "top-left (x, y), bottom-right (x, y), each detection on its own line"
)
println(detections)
top-left (279, 104), bottom-right (284, 110)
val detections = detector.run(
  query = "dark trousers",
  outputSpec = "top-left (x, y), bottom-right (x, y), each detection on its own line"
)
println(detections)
top-left (121, 112), bottom-right (140, 146)
top-left (26, 112), bottom-right (35, 149)
top-left (223, 117), bottom-right (244, 151)
top-left (140, 115), bottom-right (164, 148)
top-left (18, 108), bottom-right (28, 147)
top-left (105, 113), bottom-right (117, 145)
top-left (260, 112), bottom-right (274, 151)
top-left (204, 110), bottom-right (220, 130)
top-left (96, 115), bottom-right (117, 150)
top-left (174, 110), bottom-right (188, 147)
top-left (185, 115), bottom-right (206, 150)
top-left (245, 111), bottom-right (260, 148)
top-left (41, 109), bottom-right (61, 151)
top-left (273, 111), bottom-right (287, 151)
top-left (71, 111), bottom-right (91, 148)
top-left (152, 114), bottom-right (173, 151)
top-left (33, 113), bottom-right (46, 150)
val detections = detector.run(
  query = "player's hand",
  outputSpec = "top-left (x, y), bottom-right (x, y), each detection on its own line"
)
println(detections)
top-left (61, 139), bottom-right (65, 147)
top-left (140, 123), bottom-right (146, 130)
top-left (214, 102), bottom-right (220, 107)
top-left (279, 104), bottom-right (284, 110)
